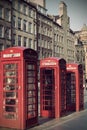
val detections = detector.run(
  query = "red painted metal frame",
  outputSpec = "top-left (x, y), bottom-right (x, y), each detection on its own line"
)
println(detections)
top-left (0, 47), bottom-right (38, 130)
top-left (40, 57), bottom-right (66, 118)
top-left (66, 63), bottom-right (84, 112)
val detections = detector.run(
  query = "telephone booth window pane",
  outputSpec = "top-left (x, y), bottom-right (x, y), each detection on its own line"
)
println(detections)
top-left (28, 77), bottom-right (35, 83)
top-left (27, 64), bottom-right (35, 70)
top-left (27, 71), bottom-right (35, 76)
top-left (28, 104), bottom-right (35, 111)
top-left (5, 71), bottom-right (17, 76)
top-left (28, 98), bottom-right (32, 104)
top-left (27, 97), bottom-right (35, 104)
top-left (28, 111), bottom-right (36, 118)
top-left (4, 64), bottom-right (17, 70)
top-left (5, 106), bottom-right (16, 112)
top-left (27, 84), bottom-right (35, 90)
top-left (4, 113), bottom-right (16, 119)
top-left (4, 85), bottom-right (17, 91)
top-left (5, 99), bottom-right (16, 105)
top-left (4, 92), bottom-right (17, 98)
top-left (28, 91), bottom-right (35, 97)
top-left (4, 77), bottom-right (18, 84)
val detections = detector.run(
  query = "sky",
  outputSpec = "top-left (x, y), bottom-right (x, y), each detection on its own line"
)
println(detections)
top-left (45, 0), bottom-right (87, 31)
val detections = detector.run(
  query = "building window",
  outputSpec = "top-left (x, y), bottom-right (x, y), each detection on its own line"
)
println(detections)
top-left (29, 38), bottom-right (32, 48)
top-left (34, 40), bottom-right (36, 50)
top-left (5, 8), bottom-right (11, 21)
top-left (13, 34), bottom-right (16, 46)
top-left (18, 35), bottom-right (21, 46)
top-left (5, 28), bottom-right (11, 40)
top-left (29, 7), bottom-right (33, 17)
top-left (29, 22), bottom-right (33, 33)
top-left (6, 44), bottom-right (10, 48)
top-left (34, 24), bottom-right (36, 35)
top-left (29, 7), bottom-right (31, 17)
top-left (18, 17), bottom-right (21, 30)
top-left (33, 11), bottom-right (36, 19)
top-left (0, 25), bottom-right (4, 38)
top-left (23, 20), bottom-right (27, 32)
top-left (18, 2), bottom-right (22, 12)
top-left (12, 15), bottom-right (16, 27)
top-left (54, 34), bottom-right (56, 41)
top-left (0, 43), bottom-right (3, 51)
top-left (0, 5), bottom-right (3, 18)
top-left (24, 4), bottom-right (27, 15)
top-left (24, 37), bottom-right (27, 47)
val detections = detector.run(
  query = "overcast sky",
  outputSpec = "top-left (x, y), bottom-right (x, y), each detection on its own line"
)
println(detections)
top-left (45, 0), bottom-right (87, 31)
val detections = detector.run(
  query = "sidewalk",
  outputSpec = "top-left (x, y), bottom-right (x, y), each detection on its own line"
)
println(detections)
top-left (30, 109), bottom-right (87, 130)
top-left (30, 88), bottom-right (87, 130)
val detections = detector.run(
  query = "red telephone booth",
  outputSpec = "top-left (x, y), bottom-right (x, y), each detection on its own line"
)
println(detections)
top-left (40, 57), bottom-right (66, 118)
top-left (0, 47), bottom-right (38, 130)
top-left (66, 63), bottom-right (84, 112)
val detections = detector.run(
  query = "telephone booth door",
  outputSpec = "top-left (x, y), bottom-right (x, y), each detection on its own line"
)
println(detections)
top-left (0, 61), bottom-right (21, 128)
top-left (78, 64), bottom-right (84, 110)
top-left (59, 60), bottom-right (66, 116)
top-left (25, 61), bottom-right (38, 128)
top-left (66, 63), bottom-right (84, 112)
top-left (66, 72), bottom-right (76, 111)
top-left (40, 68), bottom-right (55, 118)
